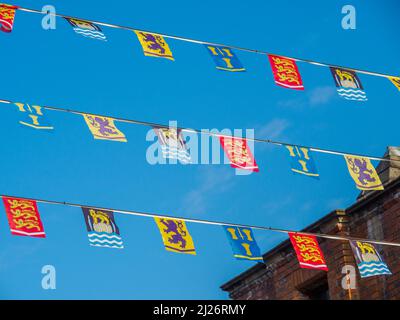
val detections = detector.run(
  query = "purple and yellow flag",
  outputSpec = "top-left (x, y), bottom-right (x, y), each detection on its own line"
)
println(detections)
top-left (134, 31), bottom-right (174, 60)
top-left (344, 155), bottom-right (383, 191)
top-left (154, 217), bottom-right (196, 255)
top-left (83, 114), bottom-right (127, 142)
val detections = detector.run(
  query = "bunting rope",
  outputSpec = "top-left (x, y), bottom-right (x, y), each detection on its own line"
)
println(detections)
top-left (14, 5), bottom-right (400, 79)
top-left (3, 193), bottom-right (400, 248)
top-left (1, 98), bottom-right (398, 164)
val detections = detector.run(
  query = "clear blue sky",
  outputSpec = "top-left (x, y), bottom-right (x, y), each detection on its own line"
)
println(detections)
top-left (0, 0), bottom-right (399, 299)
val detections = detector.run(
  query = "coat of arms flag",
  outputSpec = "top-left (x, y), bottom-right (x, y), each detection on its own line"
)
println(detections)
top-left (223, 225), bottom-right (263, 261)
top-left (0, 4), bottom-right (18, 33)
top-left (65, 17), bottom-right (107, 41)
top-left (330, 67), bottom-right (367, 101)
top-left (285, 145), bottom-right (319, 178)
top-left (344, 155), bottom-right (383, 191)
top-left (204, 45), bottom-right (245, 72)
top-left (82, 207), bottom-right (124, 249)
top-left (268, 54), bottom-right (304, 90)
top-left (83, 114), bottom-right (127, 142)
top-left (350, 240), bottom-right (391, 278)
top-left (2, 196), bottom-right (46, 238)
top-left (14, 102), bottom-right (54, 130)
top-left (134, 31), bottom-right (174, 60)
top-left (220, 136), bottom-right (259, 172)
top-left (289, 232), bottom-right (328, 271)
top-left (153, 127), bottom-right (191, 163)
top-left (154, 217), bottom-right (196, 255)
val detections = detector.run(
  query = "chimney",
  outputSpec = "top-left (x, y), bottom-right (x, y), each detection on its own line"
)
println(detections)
top-left (357, 146), bottom-right (400, 200)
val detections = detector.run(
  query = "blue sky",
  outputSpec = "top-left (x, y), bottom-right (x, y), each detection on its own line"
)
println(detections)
top-left (0, 0), bottom-right (399, 299)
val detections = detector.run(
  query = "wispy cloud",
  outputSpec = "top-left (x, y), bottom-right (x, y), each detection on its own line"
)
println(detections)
top-left (256, 118), bottom-right (291, 140)
top-left (180, 166), bottom-right (235, 214)
top-left (277, 85), bottom-right (336, 109)
top-left (254, 118), bottom-right (291, 151)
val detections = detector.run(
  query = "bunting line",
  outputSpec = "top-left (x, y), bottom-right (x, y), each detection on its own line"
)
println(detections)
top-left (0, 98), bottom-right (398, 164)
top-left (14, 5), bottom-right (400, 79)
top-left (2, 193), bottom-right (400, 248)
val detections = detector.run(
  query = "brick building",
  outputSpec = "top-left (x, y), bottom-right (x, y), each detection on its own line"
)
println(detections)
top-left (221, 147), bottom-right (400, 300)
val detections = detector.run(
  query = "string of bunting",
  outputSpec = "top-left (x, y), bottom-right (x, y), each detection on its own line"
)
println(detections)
top-left (0, 4), bottom-right (399, 97)
top-left (0, 4), bottom-right (397, 279)
top-left (2, 194), bottom-right (397, 277)
top-left (2, 98), bottom-right (398, 191)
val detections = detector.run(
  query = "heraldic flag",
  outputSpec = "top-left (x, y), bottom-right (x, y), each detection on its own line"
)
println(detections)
top-left (388, 76), bottom-right (400, 92)
top-left (268, 54), bottom-right (304, 90)
top-left (14, 102), bottom-right (54, 130)
top-left (2, 196), bottom-right (46, 238)
top-left (330, 67), bottom-right (367, 101)
top-left (83, 114), bottom-right (127, 142)
top-left (65, 17), bottom-right (107, 41)
top-left (350, 240), bottom-right (391, 278)
top-left (285, 145), bottom-right (319, 178)
top-left (82, 207), bottom-right (124, 249)
top-left (204, 45), bottom-right (245, 72)
top-left (154, 217), bottom-right (196, 255)
top-left (223, 225), bottom-right (263, 261)
top-left (344, 155), bottom-right (383, 191)
top-left (289, 232), bottom-right (328, 271)
top-left (134, 31), bottom-right (174, 60)
top-left (154, 127), bottom-right (191, 163)
top-left (220, 136), bottom-right (259, 172)
top-left (0, 4), bottom-right (18, 33)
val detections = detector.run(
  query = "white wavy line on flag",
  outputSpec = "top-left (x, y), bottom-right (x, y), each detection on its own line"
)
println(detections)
top-left (89, 239), bottom-right (124, 246)
top-left (337, 88), bottom-right (365, 92)
top-left (343, 97), bottom-right (368, 101)
top-left (275, 81), bottom-right (304, 89)
top-left (299, 262), bottom-right (327, 269)
top-left (73, 28), bottom-right (105, 36)
top-left (162, 155), bottom-right (191, 164)
top-left (161, 146), bottom-right (190, 155)
top-left (358, 262), bottom-right (389, 270)
top-left (339, 92), bottom-right (366, 97)
top-left (161, 150), bottom-right (191, 157)
top-left (359, 268), bottom-right (391, 275)
top-left (88, 233), bottom-right (121, 240)
top-left (90, 243), bottom-right (124, 249)
top-left (77, 33), bottom-right (107, 41)
top-left (339, 92), bottom-right (367, 98)
top-left (162, 152), bottom-right (191, 160)
top-left (230, 162), bottom-right (258, 170)
top-left (161, 149), bottom-right (191, 162)
top-left (74, 29), bottom-right (107, 40)
top-left (11, 229), bottom-right (45, 236)
top-left (340, 94), bottom-right (367, 99)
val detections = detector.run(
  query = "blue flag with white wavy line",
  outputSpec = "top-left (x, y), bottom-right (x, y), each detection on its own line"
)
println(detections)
top-left (82, 207), bottom-right (124, 249)
top-left (330, 67), bottom-right (367, 101)
top-left (65, 17), bottom-right (107, 41)
top-left (350, 240), bottom-right (391, 278)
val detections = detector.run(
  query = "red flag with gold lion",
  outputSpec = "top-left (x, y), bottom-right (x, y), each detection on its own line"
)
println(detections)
top-left (2, 196), bottom-right (46, 237)
top-left (289, 232), bottom-right (328, 271)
